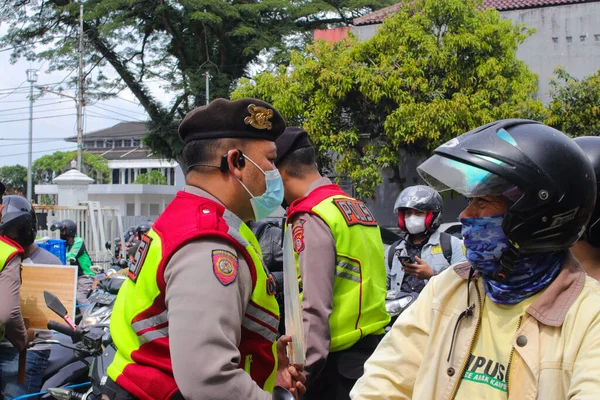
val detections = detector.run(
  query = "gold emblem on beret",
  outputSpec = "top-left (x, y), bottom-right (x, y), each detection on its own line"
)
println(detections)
top-left (244, 104), bottom-right (273, 130)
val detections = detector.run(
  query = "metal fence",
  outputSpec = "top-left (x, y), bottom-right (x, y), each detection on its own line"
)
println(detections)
top-left (34, 202), bottom-right (125, 271)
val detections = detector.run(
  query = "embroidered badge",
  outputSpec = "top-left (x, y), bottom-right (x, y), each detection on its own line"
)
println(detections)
top-left (333, 198), bottom-right (378, 227)
top-left (212, 249), bottom-right (238, 286)
top-left (244, 104), bottom-right (273, 130)
top-left (431, 245), bottom-right (442, 255)
top-left (292, 218), bottom-right (306, 254)
top-left (267, 273), bottom-right (277, 296)
top-left (128, 234), bottom-right (152, 282)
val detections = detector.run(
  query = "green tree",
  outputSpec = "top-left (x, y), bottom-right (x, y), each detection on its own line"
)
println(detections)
top-left (0, 165), bottom-right (27, 195)
top-left (233, 0), bottom-right (541, 198)
top-left (0, 0), bottom-right (396, 163)
top-left (133, 170), bottom-right (168, 185)
top-left (33, 151), bottom-right (110, 184)
top-left (546, 68), bottom-right (600, 137)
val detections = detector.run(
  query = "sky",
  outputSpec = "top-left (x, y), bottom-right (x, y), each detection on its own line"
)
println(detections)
top-left (0, 47), bottom-right (166, 168)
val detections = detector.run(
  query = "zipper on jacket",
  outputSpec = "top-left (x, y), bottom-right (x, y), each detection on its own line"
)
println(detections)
top-left (449, 282), bottom-right (483, 400)
top-left (244, 354), bottom-right (253, 374)
top-left (505, 315), bottom-right (523, 398)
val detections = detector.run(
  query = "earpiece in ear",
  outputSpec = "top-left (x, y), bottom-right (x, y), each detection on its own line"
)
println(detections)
top-left (236, 150), bottom-right (246, 168)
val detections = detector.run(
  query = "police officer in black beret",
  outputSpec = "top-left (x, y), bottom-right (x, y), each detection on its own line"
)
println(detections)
top-left (105, 98), bottom-right (305, 400)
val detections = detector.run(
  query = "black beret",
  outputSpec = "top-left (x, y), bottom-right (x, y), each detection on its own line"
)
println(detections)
top-left (274, 126), bottom-right (313, 165)
top-left (178, 98), bottom-right (286, 144)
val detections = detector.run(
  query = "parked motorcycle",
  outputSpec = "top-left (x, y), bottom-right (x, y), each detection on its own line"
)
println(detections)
top-left (15, 273), bottom-right (123, 400)
top-left (384, 291), bottom-right (417, 333)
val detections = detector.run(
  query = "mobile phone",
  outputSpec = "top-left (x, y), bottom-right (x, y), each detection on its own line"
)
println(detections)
top-left (398, 256), bottom-right (414, 264)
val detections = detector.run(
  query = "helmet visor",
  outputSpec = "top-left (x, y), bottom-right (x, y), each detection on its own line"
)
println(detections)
top-left (417, 155), bottom-right (516, 198)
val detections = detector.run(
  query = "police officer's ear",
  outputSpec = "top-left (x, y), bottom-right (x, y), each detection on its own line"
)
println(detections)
top-left (222, 149), bottom-right (246, 176)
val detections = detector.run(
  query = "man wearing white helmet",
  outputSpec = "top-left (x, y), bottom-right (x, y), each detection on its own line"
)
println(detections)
top-left (386, 185), bottom-right (466, 304)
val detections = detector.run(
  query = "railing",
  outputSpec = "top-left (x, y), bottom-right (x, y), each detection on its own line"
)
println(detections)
top-left (34, 202), bottom-right (125, 271)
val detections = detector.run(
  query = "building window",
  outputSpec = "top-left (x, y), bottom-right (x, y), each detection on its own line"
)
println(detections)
top-left (552, 37), bottom-right (558, 44)
top-left (141, 204), bottom-right (149, 216)
top-left (580, 35), bottom-right (587, 42)
top-left (595, 34), bottom-right (600, 42)
top-left (566, 36), bottom-right (573, 44)
top-left (140, 168), bottom-right (147, 175)
top-left (170, 168), bottom-right (175, 186)
top-left (115, 140), bottom-right (122, 148)
top-left (112, 169), bottom-right (120, 184)
top-left (126, 203), bottom-right (135, 216)
top-left (150, 204), bottom-right (160, 216)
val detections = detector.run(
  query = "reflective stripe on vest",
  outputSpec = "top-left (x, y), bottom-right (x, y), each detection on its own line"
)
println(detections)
top-left (336, 260), bottom-right (361, 282)
top-left (243, 302), bottom-right (279, 342)
top-left (131, 310), bottom-right (169, 345)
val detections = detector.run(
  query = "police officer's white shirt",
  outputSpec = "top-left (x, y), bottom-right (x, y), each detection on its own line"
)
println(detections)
top-left (386, 230), bottom-right (466, 296)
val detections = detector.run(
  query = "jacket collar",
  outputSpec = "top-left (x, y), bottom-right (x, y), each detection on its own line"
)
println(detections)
top-left (394, 230), bottom-right (441, 250)
top-left (453, 251), bottom-right (586, 327)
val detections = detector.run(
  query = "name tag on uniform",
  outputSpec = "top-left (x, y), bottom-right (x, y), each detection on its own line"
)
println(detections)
top-left (431, 245), bottom-right (442, 255)
top-left (333, 198), bottom-right (378, 227)
top-left (128, 234), bottom-right (151, 282)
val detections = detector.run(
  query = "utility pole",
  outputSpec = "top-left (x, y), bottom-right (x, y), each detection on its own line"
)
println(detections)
top-left (205, 71), bottom-right (210, 105)
top-left (76, 4), bottom-right (85, 171)
top-left (26, 68), bottom-right (39, 202)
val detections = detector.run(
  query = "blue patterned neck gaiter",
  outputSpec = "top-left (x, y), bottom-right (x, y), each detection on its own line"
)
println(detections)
top-left (459, 214), bottom-right (564, 305)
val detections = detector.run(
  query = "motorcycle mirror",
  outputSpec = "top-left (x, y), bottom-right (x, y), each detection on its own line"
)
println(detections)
top-left (105, 241), bottom-right (111, 250)
top-left (43, 290), bottom-right (68, 318)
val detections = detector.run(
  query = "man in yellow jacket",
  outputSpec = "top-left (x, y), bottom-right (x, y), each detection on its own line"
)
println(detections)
top-left (351, 120), bottom-right (600, 399)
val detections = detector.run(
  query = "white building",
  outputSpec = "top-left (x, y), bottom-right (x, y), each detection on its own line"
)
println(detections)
top-left (35, 122), bottom-right (185, 221)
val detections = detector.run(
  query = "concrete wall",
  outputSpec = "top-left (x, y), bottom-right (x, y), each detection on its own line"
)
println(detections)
top-left (504, 2), bottom-right (600, 101)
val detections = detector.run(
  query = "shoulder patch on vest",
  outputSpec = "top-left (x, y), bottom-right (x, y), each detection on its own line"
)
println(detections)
top-left (431, 245), bottom-right (442, 254)
top-left (292, 218), bottom-right (306, 254)
top-left (128, 234), bottom-right (152, 282)
top-left (332, 198), bottom-right (378, 227)
top-left (212, 249), bottom-right (238, 286)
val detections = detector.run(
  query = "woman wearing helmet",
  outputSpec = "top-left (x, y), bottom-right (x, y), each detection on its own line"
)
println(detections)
top-left (387, 185), bottom-right (466, 299)
top-left (352, 120), bottom-right (600, 399)
top-left (572, 136), bottom-right (600, 281)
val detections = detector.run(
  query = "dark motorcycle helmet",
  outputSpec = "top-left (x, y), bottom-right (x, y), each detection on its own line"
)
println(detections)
top-left (50, 219), bottom-right (77, 238)
top-left (0, 195), bottom-right (37, 247)
top-left (136, 222), bottom-right (151, 240)
top-left (573, 136), bottom-right (600, 247)
top-left (418, 119), bottom-right (595, 262)
top-left (394, 185), bottom-right (443, 233)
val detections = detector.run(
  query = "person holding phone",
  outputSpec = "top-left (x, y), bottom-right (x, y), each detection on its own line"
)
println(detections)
top-left (386, 185), bottom-right (466, 300)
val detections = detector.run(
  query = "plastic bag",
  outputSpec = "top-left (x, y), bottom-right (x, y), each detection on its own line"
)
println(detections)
top-left (283, 225), bottom-right (306, 365)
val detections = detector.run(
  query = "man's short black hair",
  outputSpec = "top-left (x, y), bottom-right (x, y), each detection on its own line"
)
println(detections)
top-left (277, 146), bottom-right (318, 178)
top-left (182, 138), bottom-right (244, 174)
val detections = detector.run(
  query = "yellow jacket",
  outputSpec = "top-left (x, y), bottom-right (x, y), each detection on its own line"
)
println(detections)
top-left (351, 253), bottom-right (600, 399)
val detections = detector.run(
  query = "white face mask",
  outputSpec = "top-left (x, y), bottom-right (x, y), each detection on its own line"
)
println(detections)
top-left (405, 215), bottom-right (426, 234)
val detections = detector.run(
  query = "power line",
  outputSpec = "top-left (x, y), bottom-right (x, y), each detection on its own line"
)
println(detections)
top-left (2, 146), bottom-right (77, 158)
top-left (0, 113), bottom-right (76, 124)
top-left (0, 101), bottom-right (71, 113)
top-left (89, 104), bottom-right (145, 121)
top-left (86, 111), bottom-right (136, 123)
top-left (0, 137), bottom-right (67, 141)
top-left (0, 81), bottom-right (27, 100)
top-left (0, 139), bottom-right (66, 148)
top-left (0, 106), bottom-right (74, 118)
top-left (91, 101), bottom-right (147, 117)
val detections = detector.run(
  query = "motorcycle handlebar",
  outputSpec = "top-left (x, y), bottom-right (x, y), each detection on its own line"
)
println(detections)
top-left (47, 320), bottom-right (75, 338)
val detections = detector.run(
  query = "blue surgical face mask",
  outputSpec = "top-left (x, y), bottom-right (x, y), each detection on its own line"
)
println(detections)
top-left (236, 156), bottom-right (284, 221)
top-left (460, 214), bottom-right (563, 304)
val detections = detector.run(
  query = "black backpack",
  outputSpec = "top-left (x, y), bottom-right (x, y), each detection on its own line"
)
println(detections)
top-left (386, 232), bottom-right (453, 271)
